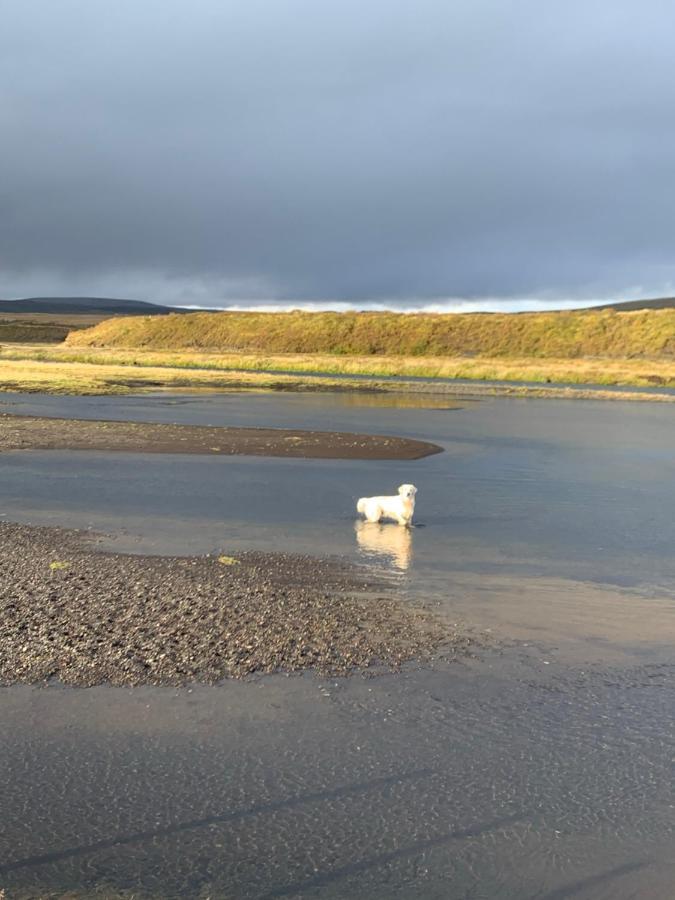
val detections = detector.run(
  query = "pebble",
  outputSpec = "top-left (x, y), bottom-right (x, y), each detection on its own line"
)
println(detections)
top-left (0, 521), bottom-right (457, 687)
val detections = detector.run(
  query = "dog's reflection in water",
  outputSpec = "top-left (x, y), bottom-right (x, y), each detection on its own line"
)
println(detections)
top-left (354, 520), bottom-right (413, 571)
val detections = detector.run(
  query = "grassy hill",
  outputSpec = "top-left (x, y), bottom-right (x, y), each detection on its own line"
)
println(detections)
top-left (67, 308), bottom-right (675, 359)
top-left (0, 312), bottom-right (120, 344)
top-left (0, 298), bottom-right (187, 343)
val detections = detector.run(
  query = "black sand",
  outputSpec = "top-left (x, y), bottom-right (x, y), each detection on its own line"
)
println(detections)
top-left (0, 522), bottom-right (464, 686)
top-left (0, 413), bottom-right (443, 459)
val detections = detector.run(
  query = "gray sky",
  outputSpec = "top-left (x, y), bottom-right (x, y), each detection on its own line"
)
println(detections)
top-left (2, 0), bottom-right (675, 310)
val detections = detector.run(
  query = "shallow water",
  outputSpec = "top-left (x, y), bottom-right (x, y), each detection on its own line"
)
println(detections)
top-left (1, 391), bottom-right (675, 898)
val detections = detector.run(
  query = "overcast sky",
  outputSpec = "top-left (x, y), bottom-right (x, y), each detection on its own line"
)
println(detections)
top-left (2, 0), bottom-right (675, 310)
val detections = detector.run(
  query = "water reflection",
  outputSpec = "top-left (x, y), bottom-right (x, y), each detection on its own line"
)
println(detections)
top-left (354, 520), bottom-right (413, 570)
top-left (131, 388), bottom-right (463, 409)
top-left (318, 392), bottom-right (462, 409)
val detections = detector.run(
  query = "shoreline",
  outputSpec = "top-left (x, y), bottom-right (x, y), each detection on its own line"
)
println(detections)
top-left (0, 412), bottom-right (443, 459)
top-left (0, 521), bottom-right (467, 687)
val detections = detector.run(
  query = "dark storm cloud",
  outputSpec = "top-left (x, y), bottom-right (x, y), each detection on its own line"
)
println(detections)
top-left (2, 0), bottom-right (675, 307)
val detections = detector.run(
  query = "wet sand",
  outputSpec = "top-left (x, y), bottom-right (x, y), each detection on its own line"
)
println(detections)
top-left (0, 521), bottom-right (468, 687)
top-left (0, 412), bottom-right (442, 459)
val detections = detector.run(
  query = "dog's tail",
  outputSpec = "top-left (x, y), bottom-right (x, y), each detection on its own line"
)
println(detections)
top-left (357, 498), bottom-right (367, 514)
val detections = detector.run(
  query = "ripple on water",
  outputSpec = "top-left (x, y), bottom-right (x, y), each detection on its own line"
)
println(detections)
top-left (1, 656), bottom-right (675, 899)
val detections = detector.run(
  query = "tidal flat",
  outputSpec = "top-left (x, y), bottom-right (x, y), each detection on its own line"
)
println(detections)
top-left (1, 390), bottom-right (675, 898)
top-left (0, 412), bottom-right (441, 460)
top-left (0, 520), bottom-right (453, 686)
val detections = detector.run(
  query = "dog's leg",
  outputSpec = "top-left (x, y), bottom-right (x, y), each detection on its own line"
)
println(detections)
top-left (366, 505), bottom-right (383, 523)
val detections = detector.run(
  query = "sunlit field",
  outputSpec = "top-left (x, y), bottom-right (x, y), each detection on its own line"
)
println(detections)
top-left (1, 344), bottom-right (675, 400)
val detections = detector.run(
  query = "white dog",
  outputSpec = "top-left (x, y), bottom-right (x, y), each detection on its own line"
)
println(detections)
top-left (356, 484), bottom-right (417, 526)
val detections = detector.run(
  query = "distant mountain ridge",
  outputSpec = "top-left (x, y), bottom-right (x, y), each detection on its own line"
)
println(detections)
top-left (589, 297), bottom-right (675, 312)
top-left (2, 295), bottom-right (675, 316)
top-left (0, 297), bottom-right (186, 315)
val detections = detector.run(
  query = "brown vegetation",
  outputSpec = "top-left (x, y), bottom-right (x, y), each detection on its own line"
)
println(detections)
top-left (0, 312), bottom-right (114, 343)
top-left (67, 308), bottom-right (675, 359)
top-left (2, 348), bottom-right (675, 400)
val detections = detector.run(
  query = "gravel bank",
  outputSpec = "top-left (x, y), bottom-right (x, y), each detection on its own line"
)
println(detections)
top-left (0, 413), bottom-right (442, 459)
top-left (0, 522), bottom-right (460, 686)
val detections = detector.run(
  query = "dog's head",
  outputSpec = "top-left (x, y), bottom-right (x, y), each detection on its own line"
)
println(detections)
top-left (398, 484), bottom-right (417, 500)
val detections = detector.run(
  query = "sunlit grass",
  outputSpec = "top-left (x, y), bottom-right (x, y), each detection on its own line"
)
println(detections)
top-left (1, 345), bottom-right (675, 401)
top-left (0, 354), bottom-right (368, 395)
top-left (5, 343), bottom-right (675, 389)
top-left (66, 307), bottom-right (675, 359)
